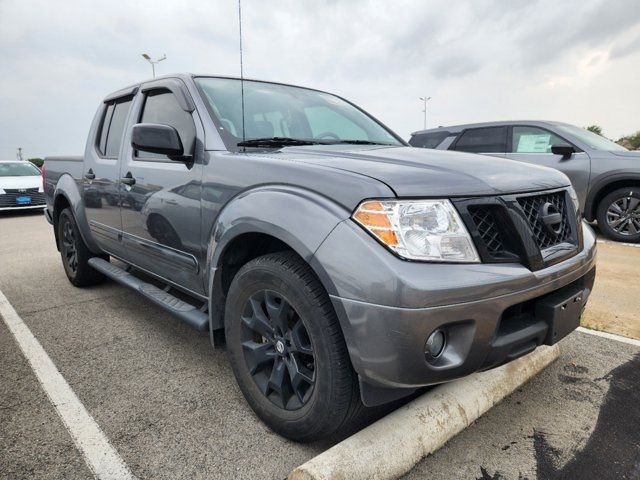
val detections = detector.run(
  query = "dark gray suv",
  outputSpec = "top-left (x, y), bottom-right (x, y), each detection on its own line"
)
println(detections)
top-left (410, 121), bottom-right (640, 242)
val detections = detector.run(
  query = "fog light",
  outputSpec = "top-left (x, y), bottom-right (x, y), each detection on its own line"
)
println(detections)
top-left (425, 329), bottom-right (446, 362)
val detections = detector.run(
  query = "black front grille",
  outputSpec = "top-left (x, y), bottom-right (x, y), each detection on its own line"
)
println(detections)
top-left (517, 192), bottom-right (571, 249)
top-left (0, 191), bottom-right (46, 207)
top-left (469, 206), bottom-right (506, 254)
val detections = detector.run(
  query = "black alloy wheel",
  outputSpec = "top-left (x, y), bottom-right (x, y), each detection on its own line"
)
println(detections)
top-left (225, 252), bottom-right (363, 441)
top-left (57, 208), bottom-right (107, 287)
top-left (241, 290), bottom-right (315, 410)
top-left (60, 217), bottom-right (79, 274)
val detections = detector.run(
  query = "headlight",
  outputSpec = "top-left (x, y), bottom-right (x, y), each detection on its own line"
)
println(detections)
top-left (0, 188), bottom-right (5, 194)
top-left (353, 199), bottom-right (480, 262)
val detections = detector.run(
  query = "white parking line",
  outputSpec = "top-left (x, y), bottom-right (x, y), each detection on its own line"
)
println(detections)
top-left (0, 289), bottom-right (135, 480)
top-left (577, 326), bottom-right (640, 347)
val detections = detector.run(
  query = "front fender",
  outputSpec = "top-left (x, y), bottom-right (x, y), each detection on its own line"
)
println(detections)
top-left (205, 185), bottom-right (354, 332)
top-left (585, 170), bottom-right (640, 220)
top-left (206, 185), bottom-right (351, 280)
top-left (53, 174), bottom-right (101, 253)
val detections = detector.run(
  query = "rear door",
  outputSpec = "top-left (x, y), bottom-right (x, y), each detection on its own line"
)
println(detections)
top-left (83, 95), bottom-right (133, 257)
top-left (119, 79), bottom-right (205, 295)
top-left (505, 125), bottom-right (590, 201)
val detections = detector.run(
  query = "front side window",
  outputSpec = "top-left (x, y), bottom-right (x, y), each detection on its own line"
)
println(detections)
top-left (194, 77), bottom-right (402, 149)
top-left (137, 90), bottom-right (196, 160)
top-left (453, 126), bottom-right (507, 153)
top-left (511, 126), bottom-right (571, 153)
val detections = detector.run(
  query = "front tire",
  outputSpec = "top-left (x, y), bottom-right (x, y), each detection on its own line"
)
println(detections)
top-left (58, 208), bottom-right (107, 287)
top-left (596, 187), bottom-right (640, 242)
top-left (225, 252), bottom-right (362, 441)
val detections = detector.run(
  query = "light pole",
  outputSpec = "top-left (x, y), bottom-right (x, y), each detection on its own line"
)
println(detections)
top-left (419, 96), bottom-right (431, 130)
top-left (141, 53), bottom-right (167, 78)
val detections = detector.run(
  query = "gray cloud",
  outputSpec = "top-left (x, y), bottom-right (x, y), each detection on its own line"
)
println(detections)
top-left (0, 0), bottom-right (639, 159)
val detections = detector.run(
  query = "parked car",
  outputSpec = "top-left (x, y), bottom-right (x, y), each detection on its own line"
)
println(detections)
top-left (44, 75), bottom-right (596, 441)
top-left (409, 121), bottom-right (640, 242)
top-left (0, 160), bottom-right (46, 211)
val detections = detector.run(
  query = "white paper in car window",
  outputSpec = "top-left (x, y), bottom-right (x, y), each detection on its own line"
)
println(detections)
top-left (517, 134), bottom-right (551, 153)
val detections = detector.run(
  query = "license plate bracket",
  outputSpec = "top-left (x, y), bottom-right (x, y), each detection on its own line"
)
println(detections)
top-left (535, 286), bottom-right (586, 345)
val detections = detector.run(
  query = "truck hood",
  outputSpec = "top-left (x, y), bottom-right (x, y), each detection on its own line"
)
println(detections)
top-left (0, 175), bottom-right (42, 190)
top-left (281, 145), bottom-right (570, 197)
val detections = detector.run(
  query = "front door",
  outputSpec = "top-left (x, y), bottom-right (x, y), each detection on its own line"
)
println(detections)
top-left (504, 125), bottom-right (591, 205)
top-left (119, 82), bottom-right (204, 295)
top-left (83, 96), bottom-right (133, 257)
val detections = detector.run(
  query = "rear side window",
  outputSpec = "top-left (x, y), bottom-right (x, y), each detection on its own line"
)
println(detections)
top-left (409, 131), bottom-right (451, 149)
top-left (97, 98), bottom-right (132, 158)
top-left (137, 90), bottom-right (196, 160)
top-left (453, 127), bottom-right (507, 153)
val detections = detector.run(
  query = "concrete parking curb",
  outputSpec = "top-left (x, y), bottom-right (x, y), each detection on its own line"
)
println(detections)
top-left (289, 345), bottom-right (560, 480)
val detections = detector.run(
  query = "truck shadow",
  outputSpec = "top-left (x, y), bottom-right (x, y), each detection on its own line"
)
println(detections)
top-left (533, 352), bottom-right (640, 479)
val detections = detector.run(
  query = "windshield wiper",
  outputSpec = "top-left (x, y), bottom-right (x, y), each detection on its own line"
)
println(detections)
top-left (237, 137), bottom-right (322, 148)
top-left (327, 139), bottom-right (395, 145)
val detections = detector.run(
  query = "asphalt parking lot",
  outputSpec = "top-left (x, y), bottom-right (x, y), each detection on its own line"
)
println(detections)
top-left (1, 210), bottom-right (639, 480)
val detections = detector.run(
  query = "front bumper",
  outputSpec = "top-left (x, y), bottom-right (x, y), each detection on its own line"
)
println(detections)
top-left (314, 220), bottom-right (597, 399)
top-left (0, 204), bottom-right (46, 212)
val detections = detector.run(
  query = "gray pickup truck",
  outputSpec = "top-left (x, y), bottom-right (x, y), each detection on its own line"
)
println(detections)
top-left (44, 74), bottom-right (597, 441)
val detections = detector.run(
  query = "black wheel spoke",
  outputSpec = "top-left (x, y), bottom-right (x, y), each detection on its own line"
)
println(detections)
top-left (240, 289), bottom-right (316, 411)
top-left (264, 291), bottom-right (291, 334)
top-left (267, 357), bottom-right (287, 397)
top-left (242, 296), bottom-right (275, 340)
top-left (289, 320), bottom-right (313, 356)
top-left (284, 355), bottom-right (314, 403)
top-left (242, 341), bottom-right (276, 374)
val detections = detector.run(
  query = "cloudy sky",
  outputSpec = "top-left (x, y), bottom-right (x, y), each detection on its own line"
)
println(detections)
top-left (1, 0), bottom-right (639, 159)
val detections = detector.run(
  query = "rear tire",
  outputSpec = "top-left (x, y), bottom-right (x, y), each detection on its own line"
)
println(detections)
top-left (596, 187), bottom-right (640, 243)
top-left (57, 208), bottom-right (107, 287)
top-left (225, 252), bottom-right (363, 441)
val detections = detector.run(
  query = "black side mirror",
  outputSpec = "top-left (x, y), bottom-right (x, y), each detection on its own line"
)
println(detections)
top-left (131, 123), bottom-right (189, 161)
top-left (551, 144), bottom-right (575, 160)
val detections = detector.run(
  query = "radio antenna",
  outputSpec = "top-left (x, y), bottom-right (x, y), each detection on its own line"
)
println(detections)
top-left (238, 0), bottom-right (246, 150)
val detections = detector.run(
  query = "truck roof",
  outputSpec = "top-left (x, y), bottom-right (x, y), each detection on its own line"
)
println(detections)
top-left (410, 120), bottom-right (576, 136)
top-left (103, 73), bottom-right (337, 103)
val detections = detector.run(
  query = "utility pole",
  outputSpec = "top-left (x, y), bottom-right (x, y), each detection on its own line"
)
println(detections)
top-left (141, 53), bottom-right (167, 78)
top-left (419, 96), bottom-right (431, 130)
top-left (16, 147), bottom-right (23, 161)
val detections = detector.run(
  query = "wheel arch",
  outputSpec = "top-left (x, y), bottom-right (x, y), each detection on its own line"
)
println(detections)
top-left (586, 173), bottom-right (640, 221)
top-left (205, 185), bottom-right (351, 338)
top-left (52, 174), bottom-right (101, 253)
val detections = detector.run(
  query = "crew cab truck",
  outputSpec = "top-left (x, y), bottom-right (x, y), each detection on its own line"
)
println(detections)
top-left (45, 74), bottom-right (597, 441)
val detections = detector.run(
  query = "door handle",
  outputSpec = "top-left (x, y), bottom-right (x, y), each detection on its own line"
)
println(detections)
top-left (121, 173), bottom-right (136, 186)
top-left (85, 169), bottom-right (95, 180)
top-left (164, 199), bottom-right (178, 206)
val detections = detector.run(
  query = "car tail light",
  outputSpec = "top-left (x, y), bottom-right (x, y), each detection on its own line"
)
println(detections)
top-left (41, 163), bottom-right (46, 193)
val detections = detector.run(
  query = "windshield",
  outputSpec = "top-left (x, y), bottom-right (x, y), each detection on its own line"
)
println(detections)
top-left (555, 124), bottom-right (627, 152)
top-left (0, 162), bottom-right (40, 177)
top-left (194, 77), bottom-right (403, 149)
